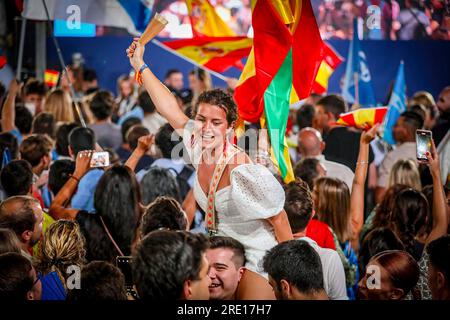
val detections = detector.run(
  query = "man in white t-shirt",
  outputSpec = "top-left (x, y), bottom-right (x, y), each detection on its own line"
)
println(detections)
top-left (284, 179), bottom-right (348, 300)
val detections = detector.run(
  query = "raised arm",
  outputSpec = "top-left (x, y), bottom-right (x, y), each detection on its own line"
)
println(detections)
top-left (350, 124), bottom-right (378, 245)
top-left (124, 134), bottom-right (154, 172)
top-left (127, 39), bottom-right (189, 131)
top-left (1, 80), bottom-right (21, 132)
top-left (49, 150), bottom-right (93, 220)
top-left (424, 139), bottom-right (448, 246)
top-left (267, 210), bottom-right (294, 243)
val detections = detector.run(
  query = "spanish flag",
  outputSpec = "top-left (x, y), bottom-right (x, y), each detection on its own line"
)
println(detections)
top-left (234, 0), bottom-right (323, 183)
top-left (337, 107), bottom-right (388, 130)
top-left (162, 36), bottom-right (252, 73)
top-left (312, 43), bottom-right (343, 94)
top-left (44, 69), bottom-right (60, 87)
top-left (185, 0), bottom-right (236, 37)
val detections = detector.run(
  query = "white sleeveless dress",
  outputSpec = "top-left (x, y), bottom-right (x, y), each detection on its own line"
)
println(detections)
top-left (182, 120), bottom-right (285, 278)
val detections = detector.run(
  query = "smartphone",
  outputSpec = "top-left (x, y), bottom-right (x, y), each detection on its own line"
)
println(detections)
top-left (116, 256), bottom-right (138, 299)
top-left (416, 129), bottom-right (432, 161)
top-left (90, 151), bottom-right (110, 168)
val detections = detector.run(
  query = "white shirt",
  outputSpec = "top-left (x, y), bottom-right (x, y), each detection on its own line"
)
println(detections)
top-left (313, 155), bottom-right (355, 191)
top-left (142, 112), bottom-right (167, 135)
top-left (297, 236), bottom-right (348, 300)
top-left (437, 131), bottom-right (450, 184)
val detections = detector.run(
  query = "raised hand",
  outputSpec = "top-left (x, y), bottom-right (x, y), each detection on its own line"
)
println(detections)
top-left (74, 150), bottom-right (94, 179)
top-left (126, 37), bottom-right (145, 72)
top-left (360, 123), bottom-right (379, 145)
top-left (137, 134), bottom-right (155, 153)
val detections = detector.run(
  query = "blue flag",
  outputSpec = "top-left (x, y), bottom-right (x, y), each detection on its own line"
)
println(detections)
top-left (342, 19), bottom-right (377, 107)
top-left (383, 61), bottom-right (406, 145)
top-left (2, 148), bottom-right (11, 169)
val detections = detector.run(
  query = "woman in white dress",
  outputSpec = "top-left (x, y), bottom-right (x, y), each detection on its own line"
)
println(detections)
top-left (127, 39), bottom-right (293, 299)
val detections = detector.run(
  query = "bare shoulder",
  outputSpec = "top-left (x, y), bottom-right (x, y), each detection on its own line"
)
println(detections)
top-left (227, 150), bottom-right (252, 171)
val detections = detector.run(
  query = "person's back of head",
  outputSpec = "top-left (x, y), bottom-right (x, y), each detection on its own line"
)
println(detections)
top-left (155, 123), bottom-right (182, 159)
top-left (126, 125), bottom-right (149, 151)
top-left (0, 160), bottom-right (33, 197)
top-left (55, 122), bottom-right (80, 157)
top-left (0, 228), bottom-right (21, 255)
top-left (133, 230), bottom-right (210, 300)
top-left (90, 90), bottom-right (115, 121)
top-left (141, 196), bottom-right (187, 237)
top-left (0, 252), bottom-right (40, 300)
top-left (44, 89), bottom-right (74, 123)
top-left (23, 79), bottom-right (47, 98)
top-left (120, 117), bottom-right (141, 146)
top-left (15, 105), bottom-right (33, 135)
top-left (68, 127), bottom-right (96, 157)
top-left (32, 112), bottom-right (56, 139)
top-left (284, 179), bottom-right (314, 234)
top-left (373, 184), bottom-right (409, 229)
top-left (67, 261), bottom-right (127, 301)
top-left (298, 127), bottom-right (324, 157)
top-left (0, 132), bottom-right (19, 165)
top-left (408, 104), bottom-right (427, 126)
top-left (19, 134), bottom-right (53, 168)
top-left (141, 167), bottom-right (181, 205)
top-left (137, 90), bottom-right (156, 114)
top-left (388, 159), bottom-right (422, 191)
top-left (296, 104), bottom-right (315, 129)
top-left (396, 111), bottom-right (424, 142)
top-left (263, 240), bottom-right (326, 300)
top-left (427, 235), bottom-right (450, 300)
top-left (293, 158), bottom-right (323, 191)
top-left (316, 94), bottom-right (346, 121)
top-left (48, 160), bottom-right (75, 195)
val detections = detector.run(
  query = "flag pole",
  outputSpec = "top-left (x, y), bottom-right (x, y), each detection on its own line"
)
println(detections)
top-left (353, 71), bottom-right (359, 106)
top-left (151, 39), bottom-right (229, 82)
top-left (40, 0), bottom-right (87, 128)
top-left (16, 17), bottom-right (27, 81)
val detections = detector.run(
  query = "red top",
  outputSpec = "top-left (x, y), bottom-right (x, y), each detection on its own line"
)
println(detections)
top-left (306, 219), bottom-right (336, 250)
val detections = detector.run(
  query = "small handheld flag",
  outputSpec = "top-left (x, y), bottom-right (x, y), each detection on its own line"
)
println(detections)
top-left (337, 107), bottom-right (388, 130)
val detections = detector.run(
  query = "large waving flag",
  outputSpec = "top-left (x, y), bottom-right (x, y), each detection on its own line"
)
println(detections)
top-left (162, 36), bottom-right (252, 72)
top-left (342, 19), bottom-right (377, 107)
top-left (383, 61), bottom-right (406, 145)
top-left (312, 43), bottom-right (343, 94)
top-left (234, 0), bottom-right (323, 183)
top-left (185, 0), bottom-right (236, 37)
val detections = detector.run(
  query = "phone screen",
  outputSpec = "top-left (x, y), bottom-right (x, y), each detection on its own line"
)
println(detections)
top-left (90, 151), bottom-right (110, 168)
top-left (416, 130), bottom-right (432, 161)
top-left (116, 256), bottom-right (133, 287)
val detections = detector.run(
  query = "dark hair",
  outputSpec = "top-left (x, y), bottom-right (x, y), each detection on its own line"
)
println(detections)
top-left (193, 89), bottom-right (237, 125)
top-left (0, 252), bottom-right (34, 300)
top-left (316, 94), bottom-right (346, 120)
top-left (0, 196), bottom-right (39, 239)
top-left (263, 240), bottom-right (324, 295)
top-left (48, 160), bottom-right (75, 195)
top-left (19, 134), bottom-right (53, 167)
top-left (392, 188), bottom-right (429, 260)
top-left (89, 165), bottom-right (142, 261)
top-left (371, 250), bottom-right (420, 298)
top-left (15, 105), bottom-right (33, 134)
top-left (373, 184), bottom-right (409, 229)
top-left (121, 117), bottom-right (141, 142)
top-left (209, 236), bottom-right (246, 268)
top-left (68, 127), bottom-right (96, 156)
top-left (67, 261), bottom-right (127, 301)
top-left (137, 91), bottom-right (156, 114)
top-left (0, 160), bottom-right (33, 196)
top-left (165, 69), bottom-right (182, 80)
top-left (32, 112), bottom-right (56, 138)
top-left (55, 122), bottom-right (80, 157)
top-left (141, 196), bottom-right (187, 237)
top-left (83, 68), bottom-right (98, 82)
top-left (90, 90), bottom-right (115, 120)
top-left (284, 179), bottom-right (313, 233)
top-left (296, 104), bottom-right (315, 129)
top-left (126, 125), bottom-right (149, 150)
top-left (23, 80), bottom-right (47, 96)
top-left (399, 111), bottom-right (424, 134)
top-left (155, 123), bottom-right (182, 159)
top-left (359, 227), bottom-right (405, 276)
top-left (132, 230), bottom-right (208, 300)
top-left (408, 104), bottom-right (426, 125)
top-left (427, 236), bottom-right (450, 286)
top-left (0, 132), bottom-right (19, 165)
top-left (293, 158), bottom-right (321, 191)
top-left (140, 167), bottom-right (181, 205)
top-left (0, 228), bottom-right (21, 255)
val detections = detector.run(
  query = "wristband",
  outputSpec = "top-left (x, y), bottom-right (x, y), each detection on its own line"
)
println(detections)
top-left (69, 175), bottom-right (80, 183)
top-left (135, 63), bottom-right (148, 86)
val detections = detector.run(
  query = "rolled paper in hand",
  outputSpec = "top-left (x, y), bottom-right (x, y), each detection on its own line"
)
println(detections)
top-left (138, 13), bottom-right (168, 45)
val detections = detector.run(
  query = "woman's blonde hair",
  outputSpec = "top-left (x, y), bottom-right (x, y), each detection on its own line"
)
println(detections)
top-left (44, 89), bottom-right (75, 123)
top-left (36, 220), bottom-right (86, 288)
top-left (388, 159), bottom-right (422, 191)
top-left (314, 177), bottom-right (352, 243)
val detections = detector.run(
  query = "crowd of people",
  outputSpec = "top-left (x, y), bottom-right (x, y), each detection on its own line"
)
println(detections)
top-left (0, 36), bottom-right (448, 301)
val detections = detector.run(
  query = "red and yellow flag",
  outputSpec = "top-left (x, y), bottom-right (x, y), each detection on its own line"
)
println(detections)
top-left (312, 42), bottom-right (343, 94)
top-left (337, 107), bottom-right (388, 129)
top-left (186, 0), bottom-right (236, 37)
top-left (44, 69), bottom-right (60, 87)
top-left (163, 36), bottom-right (252, 73)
